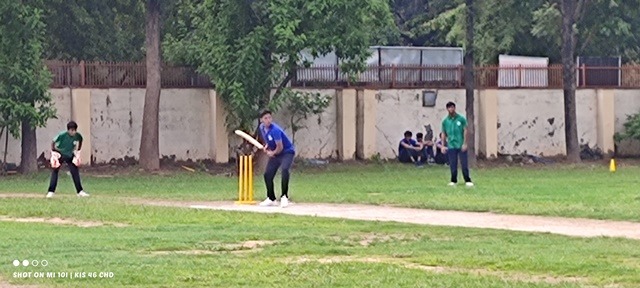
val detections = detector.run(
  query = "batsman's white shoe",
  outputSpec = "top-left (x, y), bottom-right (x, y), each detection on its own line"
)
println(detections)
top-left (448, 182), bottom-right (457, 186)
top-left (77, 191), bottom-right (90, 197)
top-left (466, 182), bottom-right (474, 187)
top-left (259, 198), bottom-right (276, 207)
top-left (46, 192), bottom-right (55, 198)
top-left (280, 196), bottom-right (289, 208)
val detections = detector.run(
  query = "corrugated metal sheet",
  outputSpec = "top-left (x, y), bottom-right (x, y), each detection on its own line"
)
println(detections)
top-left (498, 55), bottom-right (549, 88)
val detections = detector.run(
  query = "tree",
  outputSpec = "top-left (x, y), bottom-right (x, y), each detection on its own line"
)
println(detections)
top-left (164, 0), bottom-right (396, 131)
top-left (397, 0), bottom-right (640, 64)
top-left (577, 0), bottom-right (640, 63)
top-left (533, 0), bottom-right (640, 63)
top-left (390, 0), bottom-right (460, 46)
top-left (42, 0), bottom-right (146, 61)
top-left (397, 1), bottom-right (465, 48)
top-left (404, 0), bottom-right (552, 64)
top-left (559, 0), bottom-right (587, 163)
top-left (139, 0), bottom-right (162, 171)
top-left (0, 1), bottom-right (56, 173)
top-left (464, 0), bottom-right (476, 166)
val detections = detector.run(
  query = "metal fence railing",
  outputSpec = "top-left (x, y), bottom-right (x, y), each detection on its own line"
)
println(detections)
top-left (46, 60), bottom-right (212, 88)
top-left (293, 64), bottom-right (640, 89)
top-left (45, 61), bottom-right (640, 89)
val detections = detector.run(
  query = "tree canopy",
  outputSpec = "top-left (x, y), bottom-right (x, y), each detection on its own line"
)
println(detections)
top-left (36, 0), bottom-right (640, 64)
top-left (42, 0), bottom-right (146, 61)
top-left (0, 0), bottom-right (56, 138)
top-left (391, 0), bottom-right (640, 64)
top-left (0, 0), bottom-right (57, 172)
top-left (163, 0), bottom-right (397, 130)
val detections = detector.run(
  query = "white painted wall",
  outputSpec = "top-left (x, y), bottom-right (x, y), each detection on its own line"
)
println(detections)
top-left (272, 89), bottom-right (338, 159)
top-left (496, 89), bottom-right (598, 156)
top-left (576, 90), bottom-right (598, 147)
top-left (497, 90), bottom-right (565, 156)
top-left (159, 89), bottom-right (211, 161)
top-left (90, 89), bottom-right (142, 163)
top-left (374, 89), bottom-right (468, 159)
top-left (614, 90), bottom-right (640, 156)
top-left (3, 88), bottom-right (640, 165)
top-left (90, 89), bottom-right (211, 163)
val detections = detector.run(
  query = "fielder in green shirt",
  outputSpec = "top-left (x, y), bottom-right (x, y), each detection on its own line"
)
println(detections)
top-left (441, 102), bottom-right (473, 187)
top-left (46, 121), bottom-right (89, 198)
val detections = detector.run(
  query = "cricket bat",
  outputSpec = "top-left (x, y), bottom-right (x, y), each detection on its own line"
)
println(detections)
top-left (234, 130), bottom-right (265, 149)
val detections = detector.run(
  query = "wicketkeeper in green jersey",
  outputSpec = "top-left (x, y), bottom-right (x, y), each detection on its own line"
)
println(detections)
top-left (46, 121), bottom-right (89, 198)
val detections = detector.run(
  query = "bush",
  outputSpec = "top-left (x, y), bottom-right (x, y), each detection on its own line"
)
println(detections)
top-left (614, 112), bottom-right (640, 143)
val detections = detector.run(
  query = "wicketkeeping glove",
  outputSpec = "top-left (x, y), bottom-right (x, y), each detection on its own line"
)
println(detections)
top-left (50, 151), bottom-right (61, 168)
top-left (72, 151), bottom-right (81, 166)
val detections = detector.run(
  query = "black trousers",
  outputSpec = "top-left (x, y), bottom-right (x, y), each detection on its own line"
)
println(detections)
top-left (435, 148), bottom-right (448, 165)
top-left (48, 156), bottom-right (84, 193)
top-left (421, 146), bottom-right (434, 162)
top-left (398, 149), bottom-right (419, 163)
top-left (399, 147), bottom-right (432, 164)
top-left (447, 148), bottom-right (471, 183)
top-left (264, 153), bottom-right (295, 201)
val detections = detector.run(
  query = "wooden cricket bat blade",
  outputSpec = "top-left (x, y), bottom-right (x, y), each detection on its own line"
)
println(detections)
top-left (234, 130), bottom-right (264, 149)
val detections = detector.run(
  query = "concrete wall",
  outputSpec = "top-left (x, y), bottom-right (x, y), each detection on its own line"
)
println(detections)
top-left (336, 89), bottom-right (357, 160)
top-left (356, 90), bottom-right (377, 159)
top-left (90, 89), bottom-right (211, 163)
top-left (477, 90), bottom-right (498, 158)
top-left (351, 88), bottom-right (636, 158)
top-left (90, 89), bottom-right (142, 163)
top-left (272, 89), bottom-right (338, 159)
top-left (3, 88), bottom-right (640, 165)
top-left (496, 90), bottom-right (598, 156)
top-left (374, 89), bottom-right (468, 159)
top-left (615, 90), bottom-right (640, 156)
top-left (576, 90), bottom-right (599, 148)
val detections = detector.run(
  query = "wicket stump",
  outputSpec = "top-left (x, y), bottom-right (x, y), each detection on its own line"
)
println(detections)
top-left (236, 155), bottom-right (256, 204)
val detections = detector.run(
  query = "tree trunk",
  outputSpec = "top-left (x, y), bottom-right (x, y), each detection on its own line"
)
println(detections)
top-left (464, 0), bottom-right (477, 167)
top-left (139, 0), bottom-right (162, 171)
top-left (2, 127), bottom-right (7, 175)
top-left (560, 0), bottom-right (581, 163)
top-left (20, 120), bottom-right (38, 173)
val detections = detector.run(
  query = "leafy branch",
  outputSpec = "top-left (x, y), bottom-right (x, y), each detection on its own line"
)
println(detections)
top-left (614, 112), bottom-right (640, 143)
top-left (164, 0), bottom-right (394, 131)
top-left (281, 90), bottom-right (331, 144)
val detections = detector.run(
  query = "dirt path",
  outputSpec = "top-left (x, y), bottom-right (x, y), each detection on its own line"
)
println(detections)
top-left (0, 277), bottom-right (37, 288)
top-left (136, 199), bottom-right (640, 240)
top-left (3, 193), bottom-right (639, 240)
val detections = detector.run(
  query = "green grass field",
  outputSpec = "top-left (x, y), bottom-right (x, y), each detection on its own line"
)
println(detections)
top-left (1, 162), bottom-right (639, 287)
top-left (2, 162), bottom-right (639, 220)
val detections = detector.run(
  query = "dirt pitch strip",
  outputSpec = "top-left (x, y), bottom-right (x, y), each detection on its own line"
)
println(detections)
top-left (134, 199), bottom-right (640, 240)
top-left (1, 193), bottom-right (639, 240)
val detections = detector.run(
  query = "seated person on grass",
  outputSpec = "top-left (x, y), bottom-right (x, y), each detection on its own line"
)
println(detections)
top-left (416, 132), bottom-right (434, 164)
top-left (398, 131), bottom-right (422, 164)
top-left (434, 132), bottom-right (449, 165)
